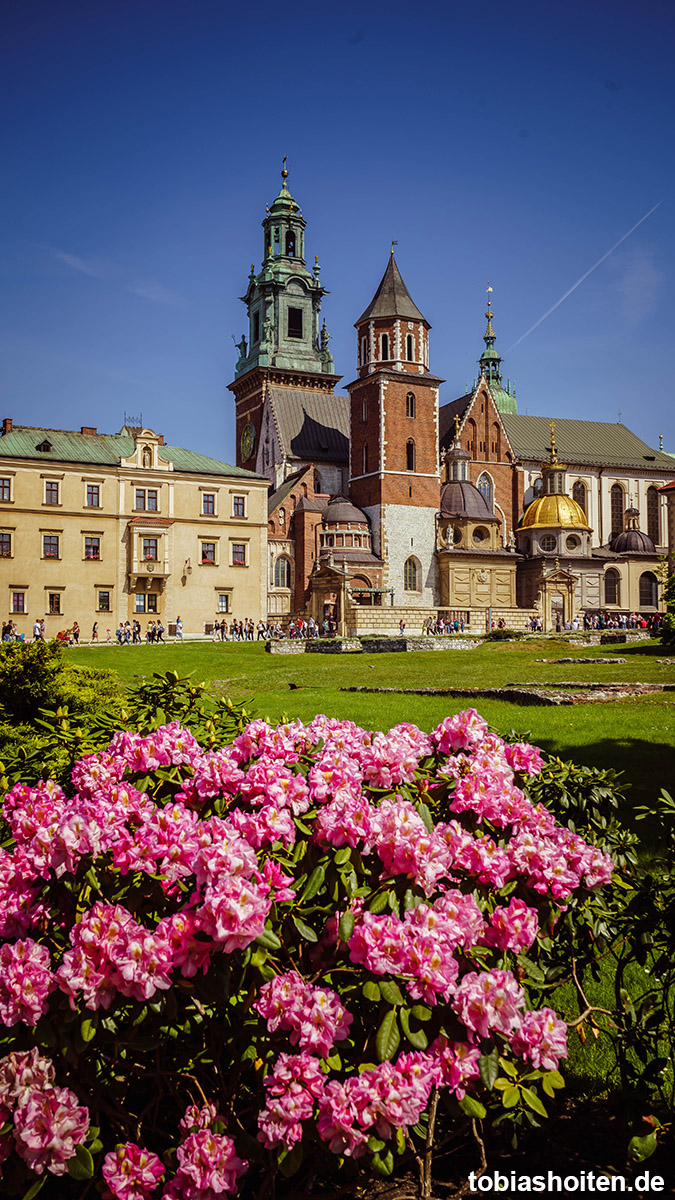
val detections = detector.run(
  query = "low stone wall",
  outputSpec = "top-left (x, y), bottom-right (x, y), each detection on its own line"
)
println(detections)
top-left (360, 637), bottom-right (480, 653)
top-left (265, 640), bottom-right (305, 655)
top-left (306, 639), bottom-right (362, 654)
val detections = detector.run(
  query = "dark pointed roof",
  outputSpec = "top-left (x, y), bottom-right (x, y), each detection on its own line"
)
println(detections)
top-left (355, 254), bottom-right (428, 326)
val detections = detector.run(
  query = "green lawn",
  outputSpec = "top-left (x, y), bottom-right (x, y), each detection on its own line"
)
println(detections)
top-left (68, 638), bottom-right (675, 808)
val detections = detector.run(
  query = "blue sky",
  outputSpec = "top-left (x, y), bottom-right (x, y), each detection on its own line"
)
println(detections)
top-left (1, 0), bottom-right (673, 462)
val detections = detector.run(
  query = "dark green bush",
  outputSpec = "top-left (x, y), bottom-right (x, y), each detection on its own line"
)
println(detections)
top-left (484, 628), bottom-right (525, 641)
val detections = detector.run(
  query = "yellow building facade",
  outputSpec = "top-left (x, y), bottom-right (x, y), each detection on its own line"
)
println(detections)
top-left (0, 421), bottom-right (268, 637)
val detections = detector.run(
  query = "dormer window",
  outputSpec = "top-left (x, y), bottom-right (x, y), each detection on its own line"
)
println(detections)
top-left (37, 440), bottom-right (52, 453)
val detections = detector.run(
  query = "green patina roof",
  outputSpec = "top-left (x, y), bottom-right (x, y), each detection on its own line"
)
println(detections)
top-left (489, 385), bottom-right (518, 416)
top-left (0, 425), bottom-right (265, 479)
top-left (501, 414), bottom-right (675, 471)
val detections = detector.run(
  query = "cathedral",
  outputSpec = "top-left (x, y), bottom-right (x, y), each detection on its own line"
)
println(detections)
top-left (228, 166), bottom-right (674, 634)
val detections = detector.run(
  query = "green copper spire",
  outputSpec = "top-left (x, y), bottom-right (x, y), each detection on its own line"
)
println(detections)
top-left (477, 285), bottom-right (517, 415)
top-left (234, 161), bottom-right (335, 379)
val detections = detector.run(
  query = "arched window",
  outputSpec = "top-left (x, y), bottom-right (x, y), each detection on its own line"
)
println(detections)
top-left (466, 419), bottom-right (477, 456)
top-left (274, 557), bottom-right (291, 589)
top-left (285, 230), bottom-right (295, 256)
top-left (611, 484), bottom-right (624, 536)
top-left (639, 571), bottom-right (658, 608)
top-left (533, 476), bottom-right (544, 498)
top-left (406, 392), bottom-right (416, 419)
top-left (491, 423), bottom-right (501, 460)
top-left (404, 557), bottom-right (420, 591)
top-left (647, 486), bottom-right (660, 544)
top-left (362, 398), bottom-right (368, 423)
top-left (314, 470), bottom-right (322, 493)
top-left (268, 520), bottom-right (275, 535)
top-left (477, 472), bottom-right (493, 509)
top-left (406, 334), bottom-right (414, 361)
top-left (361, 337), bottom-right (368, 366)
top-left (573, 481), bottom-right (587, 514)
top-left (381, 333), bottom-right (390, 361)
top-left (605, 568), bottom-right (620, 606)
top-left (406, 439), bottom-right (416, 472)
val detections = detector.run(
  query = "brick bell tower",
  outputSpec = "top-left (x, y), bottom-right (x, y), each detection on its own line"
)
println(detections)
top-left (228, 160), bottom-right (339, 473)
top-left (347, 249), bottom-right (443, 606)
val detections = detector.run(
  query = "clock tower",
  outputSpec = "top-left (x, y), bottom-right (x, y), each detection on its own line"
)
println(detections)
top-left (228, 162), bottom-right (341, 477)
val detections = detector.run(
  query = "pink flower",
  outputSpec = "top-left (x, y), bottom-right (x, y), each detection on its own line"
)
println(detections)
top-left (504, 741), bottom-right (544, 776)
top-left (483, 897), bottom-right (539, 954)
top-left (163, 1130), bottom-right (247, 1198)
top-left (432, 710), bottom-right (489, 754)
top-left (257, 1053), bottom-right (325, 1149)
top-left (179, 1103), bottom-right (218, 1136)
top-left (13, 1085), bottom-right (89, 1175)
top-left (103, 1142), bottom-right (165, 1199)
top-left (0, 1048), bottom-right (54, 1108)
top-left (509, 1007), bottom-right (568, 1070)
top-left (254, 972), bottom-right (353, 1059)
top-left (0, 939), bottom-right (54, 1027)
top-left (452, 969), bottom-right (525, 1039)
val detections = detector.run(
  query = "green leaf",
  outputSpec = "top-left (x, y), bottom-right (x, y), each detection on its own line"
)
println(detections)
top-left (379, 980), bottom-right (404, 1006)
top-left (400, 1007), bottom-right (428, 1049)
top-left (278, 1143), bottom-right (304, 1177)
top-left (292, 915), bottom-right (318, 942)
top-left (80, 1014), bottom-right (98, 1043)
top-left (67, 1144), bottom-right (94, 1181)
top-left (544, 1069), bottom-right (564, 1090)
top-left (22, 1178), bottom-right (46, 1200)
top-left (338, 911), bottom-right (355, 942)
top-left (334, 847), bottom-right (351, 866)
top-left (479, 1048), bottom-right (500, 1091)
top-left (520, 1087), bottom-right (548, 1118)
top-left (499, 1057), bottom-right (519, 1078)
top-left (371, 1150), bottom-right (394, 1176)
top-left (363, 981), bottom-right (381, 1002)
top-left (376, 1009), bottom-right (400, 1062)
top-left (411, 1004), bottom-right (432, 1021)
top-left (502, 1085), bottom-right (520, 1108)
top-left (300, 864), bottom-right (326, 902)
top-left (367, 1135), bottom-right (386, 1152)
top-left (628, 1132), bottom-right (658, 1163)
top-left (415, 801), bottom-right (434, 833)
top-left (459, 1095), bottom-right (487, 1119)
top-left (369, 891), bottom-right (390, 914)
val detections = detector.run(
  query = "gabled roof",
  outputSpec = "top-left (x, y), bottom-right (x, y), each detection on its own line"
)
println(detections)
top-left (500, 414), bottom-right (675, 472)
top-left (268, 467), bottom-right (311, 516)
top-left (355, 255), bottom-right (428, 326)
top-left (0, 425), bottom-right (265, 479)
top-left (268, 389), bottom-right (349, 463)
top-left (439, 396), bottom-right (472, 447)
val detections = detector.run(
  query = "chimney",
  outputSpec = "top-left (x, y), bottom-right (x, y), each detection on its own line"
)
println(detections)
top-left (1, 418), bottom-right (12, 435)
top-left (80, 426), bottom-right (97, 436)
top-left (157, 435), bottom-right (164, 445)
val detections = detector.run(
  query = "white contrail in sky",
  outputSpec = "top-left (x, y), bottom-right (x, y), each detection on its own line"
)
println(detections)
top-left (505, 200), bottom-right (663, 354)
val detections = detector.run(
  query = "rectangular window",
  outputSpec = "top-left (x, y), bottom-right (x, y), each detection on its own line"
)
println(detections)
top-left (287, 307), bottom-right (303, 339)
top-left (86, 484), bottom-right (100, 507)
top-left (0, 478), bottom-right (11, 502)
top-left (362, 398), bottom-right (367, 423)
top-left (363, 444), bottom-right (369, 474)
top-left (142, 538), bottom-right (158, 561)
top-left (202, 493), bottom-right (216, 516)
top-left (361, 337), bottom-right (367, 366)
top-left (84, 536), bottom-right (101, 560)
top-left (381, 333), bottom-right (390, 360)
top-left (218, 594), bottom-right (230, 613)
top-left (201, 542), bottom-right (216, 564)
top-left (97, 591), bottom-right (111, 611)
top-left (253, 311), bottom-right (260, 343)
top-left (45, 481), bottom-right (59, 505)
top-left (12, 592), bottom-right (25, 614)
top-left (0, 532), bottom-right (11, 557)
top-left (232, 495), bottom-right (245, 518)
top-left (135, 488), bottom-right (146, 510)
top-left (48, 593), bottom-right (61, 615)
top-left (147, 489), bottom-right (158, 512)
top-left (147, 594), bottom-right (158, 613)
top-left (135, 593), bottom-right (146, 613)
top-left (43, 535), bottom-right (59, 558)
top-left (232, 543), bottom-right (246, 566)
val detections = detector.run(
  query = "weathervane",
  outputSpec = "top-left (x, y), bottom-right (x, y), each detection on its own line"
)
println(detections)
top-left (391, 240), bottom-right (398, 255)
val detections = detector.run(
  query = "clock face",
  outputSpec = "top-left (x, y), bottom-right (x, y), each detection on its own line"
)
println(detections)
top-left (240, 421), bottom-right (256, 462)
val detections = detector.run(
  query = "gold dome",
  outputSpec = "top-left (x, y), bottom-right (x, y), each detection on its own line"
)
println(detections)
top-left (520, 494), bottom-right (590, 530)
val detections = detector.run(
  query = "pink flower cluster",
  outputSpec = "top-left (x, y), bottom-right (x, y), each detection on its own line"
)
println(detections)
top-left (103, 1142), bottom-right (165, 1200)
top-left (258, 1052), bottom-right (326, 1149)
top-left (163, 1130), bottom-right (247, 1199)
top-left (0, 939), bottom-right (53, 1026)
top-left (0, 1049), bottom-right (89, 1176)
top-left (58, 902), bottom-right (174, 1010)
top-left (254, 971), bottom-right (353, 1058)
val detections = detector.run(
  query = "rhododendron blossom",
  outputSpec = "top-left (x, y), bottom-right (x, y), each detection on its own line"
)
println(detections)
top-left (0, 711), bottom-right (616, 1193)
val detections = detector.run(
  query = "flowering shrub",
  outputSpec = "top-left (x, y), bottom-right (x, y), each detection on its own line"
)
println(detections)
top-left (0, 710), bottom-right (614, 1198)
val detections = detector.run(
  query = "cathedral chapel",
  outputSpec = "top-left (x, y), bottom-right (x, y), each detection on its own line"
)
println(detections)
top-left (228, 167), bottom-right (674, 633)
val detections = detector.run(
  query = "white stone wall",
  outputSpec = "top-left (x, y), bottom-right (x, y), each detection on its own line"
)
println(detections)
top-left (381, 503), bottom-right (438, 606)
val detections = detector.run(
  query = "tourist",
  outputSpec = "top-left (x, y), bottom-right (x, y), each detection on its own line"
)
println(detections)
top-left (156, 620), bottom-right (165, 642)
top-left (91, 622), bottom-right (98, 643)
top-left (399, 619), bottom-right (405, 637)
top-left (175, 615), bottom-right (184, 642)
top-left (72, 621), bottom-right (80, 644)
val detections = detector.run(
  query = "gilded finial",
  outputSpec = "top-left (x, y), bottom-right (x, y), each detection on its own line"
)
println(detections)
top-left (281, 155), bottom-right (288, 188)
top-left (550, 420), bottom-right (557, 463)
top-left (454, 413), bottom-right (461, 438)
top-left (391, 240), bottom-right (398, 255)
